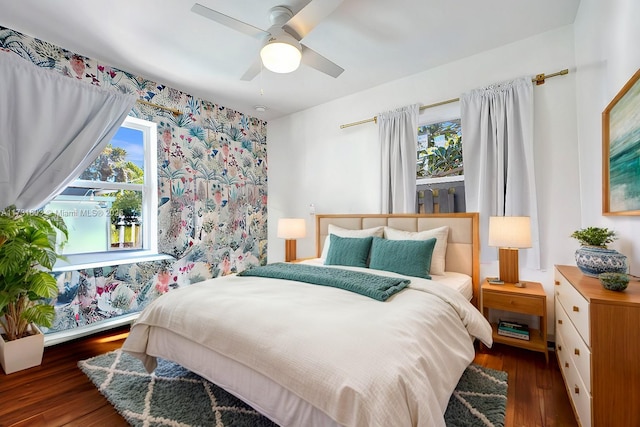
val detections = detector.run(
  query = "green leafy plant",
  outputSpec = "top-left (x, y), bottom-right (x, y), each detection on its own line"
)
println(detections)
top-left (109, 189), bottom-right (142, 224)
top-left (417, 120), bottom-right (463, 178)
top-left (570, 227), bottom-right (616, 248)
top-left (0, 206), bottom-right (68, 341)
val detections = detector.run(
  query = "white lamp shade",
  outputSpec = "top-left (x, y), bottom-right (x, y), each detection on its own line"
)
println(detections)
top-left (277, 218), bottom-right (306, 239)
top-left (488, 216), bottom-right (532, 248)
top-left (260, 34), bottom-right (302, 73)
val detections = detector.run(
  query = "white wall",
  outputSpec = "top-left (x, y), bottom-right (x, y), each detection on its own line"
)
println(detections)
top-left (268, 25), bottom-right (581, 335)
top-left (574, 0), bottom-right (640, 272)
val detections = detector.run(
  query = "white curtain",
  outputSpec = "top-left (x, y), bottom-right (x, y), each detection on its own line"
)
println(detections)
top-left (461, 77), bottom-right (540, 269)
top-left (0, 52), bottom-right (137, 210)
top-left (378, 104), bottom-right (419, 213)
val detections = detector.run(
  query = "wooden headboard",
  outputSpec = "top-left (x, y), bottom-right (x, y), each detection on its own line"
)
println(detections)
top-left (315, 213), bottom-right (480, 307)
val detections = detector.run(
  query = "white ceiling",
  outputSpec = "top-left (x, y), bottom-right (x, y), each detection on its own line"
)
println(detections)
top-left (0, 0), bottom-right (580, 121)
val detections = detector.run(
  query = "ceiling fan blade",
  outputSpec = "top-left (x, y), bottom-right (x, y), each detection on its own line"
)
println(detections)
top-left (240, 59), bottom-right (262, 81)
top-left (284, 0), bottom-right (343, 40)
top-left (191, 3), bottom-right (267, 39)
top-left (301, 45), bottom-right (344, 78)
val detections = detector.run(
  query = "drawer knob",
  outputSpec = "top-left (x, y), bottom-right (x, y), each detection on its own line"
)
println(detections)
top-left (565, 362), bottom-right (569, 368)
top-left (558, 345), bottom-right (562, 351)
top-left (574, 385), bottom-right (580, 394)
top-left (558, 319), bottom-right (563, 325)
top-left (574, 348), bottom-right (580, 356)
top-left (555, 280), bottom-right (560, 286)
top-left (573, 306), bottom-right (579, 312)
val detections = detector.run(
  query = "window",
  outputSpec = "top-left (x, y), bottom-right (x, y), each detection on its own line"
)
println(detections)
top-left (416, 102), bottom-right (465, 213)
top-left (416, 119), bottom-right (463, 181)
top-left (46, 116), bottom-right (164, 270)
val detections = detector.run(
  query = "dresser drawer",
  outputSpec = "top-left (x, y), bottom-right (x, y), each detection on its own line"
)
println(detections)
top-left (556, 299), bottom-right (591, 393)
top-left (555, 270), bottom-right (590, 346)
top-left (556, 329), bottom-right (592, 427)
top-left (482, 290), bottom-right (545, 315)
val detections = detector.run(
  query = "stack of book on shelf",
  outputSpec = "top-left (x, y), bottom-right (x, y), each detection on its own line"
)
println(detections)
top-left (498, 319), bottom-right (530, 341)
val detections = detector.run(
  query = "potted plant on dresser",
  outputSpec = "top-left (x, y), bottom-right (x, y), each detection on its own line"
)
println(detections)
top-left (0, 205), bottom-right (67, 374)
top-left (571, 226), bottom-right (627, 277)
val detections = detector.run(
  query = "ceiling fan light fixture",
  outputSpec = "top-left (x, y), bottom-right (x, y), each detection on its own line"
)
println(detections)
top-left (260, 34), bottom-right (302, 74)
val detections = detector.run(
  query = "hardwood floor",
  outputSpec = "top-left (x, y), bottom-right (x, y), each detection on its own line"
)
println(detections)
top-left (0, 326), bottom-right (130, 427)
top-left (475, 343), bottom-right (578, 427)
top-left (1, 328), bottom-right (577, 427)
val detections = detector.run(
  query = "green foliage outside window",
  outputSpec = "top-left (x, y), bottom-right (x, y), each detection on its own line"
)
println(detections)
top-left (417, 120), bottom-right (463, 178)
top-left (110, 189), bottom-right (142, 224)
top-left (80, 144), bottom-right (140, 183)
top-left (80, 143), bottom-right (144, 224)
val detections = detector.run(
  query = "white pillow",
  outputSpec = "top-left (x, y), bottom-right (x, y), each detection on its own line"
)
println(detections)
top-left (383, 226), bottom-right (449, 275)
top-left (321, 225), bottom-right (384, 259)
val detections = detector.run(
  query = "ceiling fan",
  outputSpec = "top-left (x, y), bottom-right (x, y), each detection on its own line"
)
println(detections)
top-left (191, 1), bottom-right (345, 80)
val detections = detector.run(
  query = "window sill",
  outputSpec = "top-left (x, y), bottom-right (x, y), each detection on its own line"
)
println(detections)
top-left (53, 251), bottom-right (175, 272)
top-left (44, 313), bottom-right (138, 346)
top-left (417, 175), bottom-right (464, 186)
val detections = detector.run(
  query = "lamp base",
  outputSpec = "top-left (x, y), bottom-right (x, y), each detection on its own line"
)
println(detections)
top-left (284, 239), bottom-right (297, 262)
top-left (498, 248), bottom-right (520, 284)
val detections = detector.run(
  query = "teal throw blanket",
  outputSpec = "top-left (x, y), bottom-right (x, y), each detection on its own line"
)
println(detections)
top-left (237, 263), bottom-right (410, 301)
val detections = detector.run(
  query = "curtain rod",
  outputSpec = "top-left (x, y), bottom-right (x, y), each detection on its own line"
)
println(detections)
top-left (136, 99), bottom-right (182, 116)
top-left (339, 68), bottom-right (569, 129)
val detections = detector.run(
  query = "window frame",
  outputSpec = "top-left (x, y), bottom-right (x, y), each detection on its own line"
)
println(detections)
top-left (53, 116), bottom-right (171, 271)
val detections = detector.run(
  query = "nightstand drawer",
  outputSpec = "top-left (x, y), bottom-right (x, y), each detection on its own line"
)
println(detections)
top-left (483, 291), bottom-right (545, 315)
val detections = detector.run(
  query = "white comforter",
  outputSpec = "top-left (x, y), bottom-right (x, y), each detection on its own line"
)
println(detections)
top-left (123, 265), bottom-right (492, 427)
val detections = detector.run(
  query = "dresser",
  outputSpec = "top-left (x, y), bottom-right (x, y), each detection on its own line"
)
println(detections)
top-left (554, 265), bottom-right (640, 427)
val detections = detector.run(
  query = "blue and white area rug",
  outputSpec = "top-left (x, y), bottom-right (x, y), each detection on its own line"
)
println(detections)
top-left (79, 349), bottom-right (507, 427)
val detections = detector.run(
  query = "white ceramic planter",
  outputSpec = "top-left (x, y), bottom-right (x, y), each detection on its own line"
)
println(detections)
top-left (0, 324), bottom-right (45, 374)
top-left (575, 246), bottom-right (628, 277)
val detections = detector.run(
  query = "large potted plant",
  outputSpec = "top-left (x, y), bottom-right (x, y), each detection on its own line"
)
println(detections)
top-left (0, 205), bottom-right (67, 374)
top-left (570, 227), bottom-right (627, 277)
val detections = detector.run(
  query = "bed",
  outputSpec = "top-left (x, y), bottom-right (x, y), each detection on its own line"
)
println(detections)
top-left (122, 213), bottom-right (492, 427)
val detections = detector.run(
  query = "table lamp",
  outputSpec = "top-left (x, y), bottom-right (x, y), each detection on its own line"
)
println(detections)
top-left (488, 216), bottom-right (532, 284)
top-left (277, 218), bottom-right (306, 262)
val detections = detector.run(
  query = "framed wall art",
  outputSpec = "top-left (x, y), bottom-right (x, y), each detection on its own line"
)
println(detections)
top-left (603, 68), bottom-right (640, 215)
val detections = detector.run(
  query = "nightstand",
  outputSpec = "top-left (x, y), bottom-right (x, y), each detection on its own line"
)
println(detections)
top-left (481, 279), bottom-right (548, 363)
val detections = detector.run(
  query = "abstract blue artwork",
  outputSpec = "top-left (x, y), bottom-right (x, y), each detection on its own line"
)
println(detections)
top-left (603, 69), bottom-right (640, 215)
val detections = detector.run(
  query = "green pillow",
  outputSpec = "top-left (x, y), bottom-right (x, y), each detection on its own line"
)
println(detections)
top-left (325, 235), bottom-right (373, 268)
top-left (369, 237), bottom-right (436, 279)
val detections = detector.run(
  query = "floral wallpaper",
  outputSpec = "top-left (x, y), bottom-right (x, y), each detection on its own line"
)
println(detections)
top-left (0, 26), bottom-right (268, 335)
